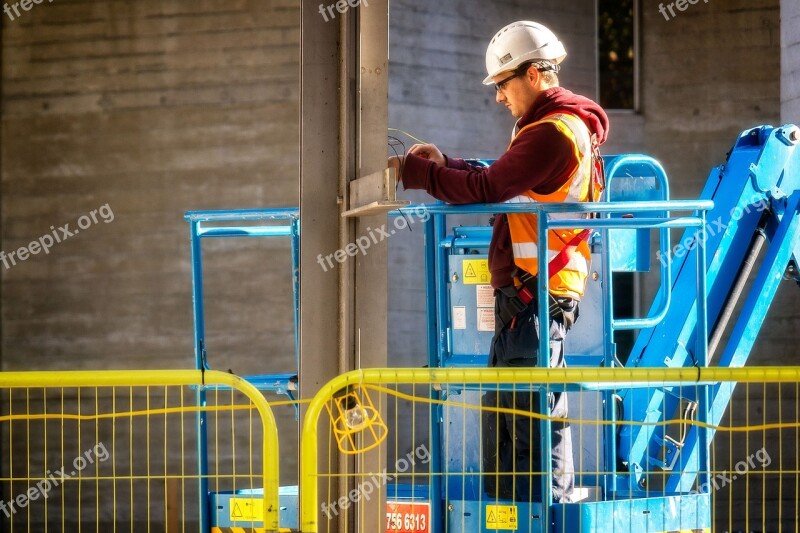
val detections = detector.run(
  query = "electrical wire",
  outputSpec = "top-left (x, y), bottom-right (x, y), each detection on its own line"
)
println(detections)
top-left (388, 127), bottom-right (428, 145)
top-left (388, 135), bottom-right (414, 230)
top-left (387, 135), bottom-right (406, 182)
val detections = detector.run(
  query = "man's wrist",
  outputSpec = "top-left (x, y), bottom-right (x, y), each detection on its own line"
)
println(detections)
top-left (400, 152), bottom-right (430, 190)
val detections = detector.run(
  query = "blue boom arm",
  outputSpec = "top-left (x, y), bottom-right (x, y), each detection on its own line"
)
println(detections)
top-left (617, 125), bottom-right (800, 495)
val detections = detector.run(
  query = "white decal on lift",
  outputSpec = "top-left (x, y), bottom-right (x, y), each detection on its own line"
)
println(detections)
top-left (452, 306), bottom-right (467, 330)
top-left (476, 284), bottom-right (494, 308)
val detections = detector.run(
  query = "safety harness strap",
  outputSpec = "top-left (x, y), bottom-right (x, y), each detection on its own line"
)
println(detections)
top-left (547, 228), bottom-right (592, 278)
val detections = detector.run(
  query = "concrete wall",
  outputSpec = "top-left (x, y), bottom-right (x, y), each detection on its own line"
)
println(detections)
top-left (642, 0), bottom-right (781, 194)
top-left (2, 0), bottom-right (299, 372)
top-left (1, 0), bottom-right (300, 486)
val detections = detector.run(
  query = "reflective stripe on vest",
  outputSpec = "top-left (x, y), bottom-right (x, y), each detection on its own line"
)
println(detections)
top-left (506, 112), bottom-right (593, 299)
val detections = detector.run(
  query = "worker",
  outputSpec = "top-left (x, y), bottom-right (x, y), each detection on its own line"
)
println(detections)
top-left (388, 20), bottom-right (609, 503)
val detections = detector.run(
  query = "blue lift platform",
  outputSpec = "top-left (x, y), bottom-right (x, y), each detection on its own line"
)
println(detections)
top-left (184, 123), bottom-right (799, 532)
top-left (384, 123), bottom-right (799, 532)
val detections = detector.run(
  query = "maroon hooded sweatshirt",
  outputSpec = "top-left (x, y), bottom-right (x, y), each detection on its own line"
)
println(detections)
top-left (401, 87), bottom-right (609, 290)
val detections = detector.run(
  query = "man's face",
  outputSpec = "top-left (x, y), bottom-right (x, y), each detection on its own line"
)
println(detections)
top-left (493, 66), bottom-right (539, 118)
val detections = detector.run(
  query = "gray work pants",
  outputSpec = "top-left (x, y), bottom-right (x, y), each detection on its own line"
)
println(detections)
top-left (482, 287), bottom-right (575, 503)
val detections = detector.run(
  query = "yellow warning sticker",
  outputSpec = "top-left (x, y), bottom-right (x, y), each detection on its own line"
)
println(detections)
top-left (463, 259), bottom-right (491, 285)
top-left (485, 504), bottom-right (518, 530)
top-left (229, 497), bottom-right (264, 523)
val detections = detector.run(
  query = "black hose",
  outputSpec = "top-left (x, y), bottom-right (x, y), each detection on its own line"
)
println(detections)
top-left (707, 213), bottom-right (769, 362)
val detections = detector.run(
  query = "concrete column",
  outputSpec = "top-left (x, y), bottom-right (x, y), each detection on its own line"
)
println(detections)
top-left (300, 0), bottom-right (389, 531)
top-left (299, 1), bottom-right (343, 529)
top-left (782, 0), bottom-right (800, 123)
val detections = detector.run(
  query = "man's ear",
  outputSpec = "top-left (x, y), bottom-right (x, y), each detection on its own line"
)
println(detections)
top-left (526, 66), bottom-right (541, 88)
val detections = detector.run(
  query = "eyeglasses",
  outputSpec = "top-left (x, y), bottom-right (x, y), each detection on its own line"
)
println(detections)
top-left (493, 61), bottom-right (537, 93)
top-left (493, 61), bottom-right (559, 93)
top-left (493, 69), bottom-right (524, 93)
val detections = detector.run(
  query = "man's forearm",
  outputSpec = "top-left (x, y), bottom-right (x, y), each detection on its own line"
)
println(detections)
top-left (401, 153), bottom-right (500, 204)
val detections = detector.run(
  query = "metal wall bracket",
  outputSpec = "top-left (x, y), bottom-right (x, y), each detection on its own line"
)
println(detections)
top-left (341, 167), bottom-right (409, 217)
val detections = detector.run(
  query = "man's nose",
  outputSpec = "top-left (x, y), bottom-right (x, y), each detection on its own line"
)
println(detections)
top-left (495, 90), bottom-right (505, 104)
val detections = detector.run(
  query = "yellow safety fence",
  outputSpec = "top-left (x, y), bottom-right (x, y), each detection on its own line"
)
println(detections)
top-left (4, 367), bottom-right (800, 532)
top-left (300, 367), bottom-right (800, 533)
top-left (0, 370), bottom-right (280, 532)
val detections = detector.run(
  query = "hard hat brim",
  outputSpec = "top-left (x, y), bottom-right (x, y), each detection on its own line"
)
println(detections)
top-left (482, 50), bottom-right (566, 85)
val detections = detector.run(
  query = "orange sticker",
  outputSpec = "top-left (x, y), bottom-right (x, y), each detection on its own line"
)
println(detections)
top-left (386, 501), bottom-right (430, 533)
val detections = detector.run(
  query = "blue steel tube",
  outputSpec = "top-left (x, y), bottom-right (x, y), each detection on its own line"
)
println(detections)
top-left (185, 207), bottom-right (301, 222)
top-left (694, 212), bottom-right (709, 367)
top-left (548, 217), bottom-right (702, 230)
top-left (434, 210), bottom-right (449, 520)
top-left (396, 199), bottom-right (711, 217)
top-left (423, 215), bottom-right (444, 533)
top-left (613, 224), bottom-right (672, 330)
top-left (190, 221), bottom-right (210, 532)
top-left (197, 226), bottom-right (293, 238)
top-left (600, 220), bottom-right (618, 497)
top-left (290, 217), bottom-right (301, 371)
top-left (694, 211), bottom-right (711, 494)
top-left (435, 209), bottom-right (449, 367)
top-left (535, 210), bottom-right (554, 520)
top-left (603, 155), bottom-right (671, 201)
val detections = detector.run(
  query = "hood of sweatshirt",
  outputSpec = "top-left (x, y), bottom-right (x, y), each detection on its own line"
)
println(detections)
top-left (517, 87), bottom-right (610, 145)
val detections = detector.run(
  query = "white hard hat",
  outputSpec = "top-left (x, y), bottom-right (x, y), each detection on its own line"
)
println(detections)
top-left (483, 21), bottom-right (567, 85)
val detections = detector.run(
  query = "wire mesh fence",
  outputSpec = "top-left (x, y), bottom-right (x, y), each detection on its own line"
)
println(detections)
top-left (0, 370), bottom-right (280, 533)
top-left (2, 367), bottom-right (798, 532)
top-left (300, 367), bottom-right (800, 533)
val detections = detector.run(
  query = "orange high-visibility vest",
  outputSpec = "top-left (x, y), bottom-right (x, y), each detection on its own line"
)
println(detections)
top-left (505, 112), bottom-right (594, 300)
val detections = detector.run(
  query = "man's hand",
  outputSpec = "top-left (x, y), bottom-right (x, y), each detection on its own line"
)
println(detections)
top-left (408, 143), bottom-right (445, 166)
top-left (388, 142), bottom-right (444, 181)
top-left (388, 155), bottom-right (403, 178)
